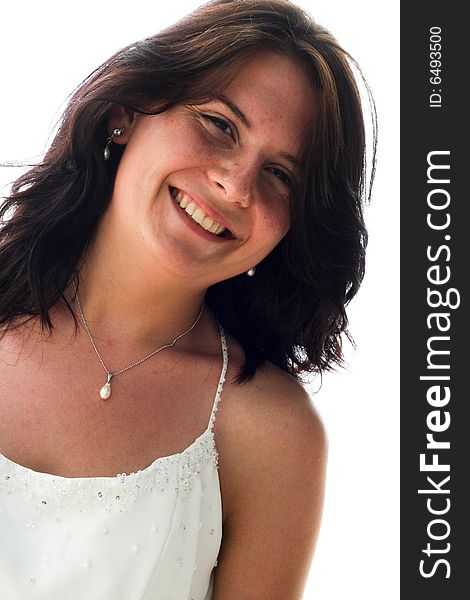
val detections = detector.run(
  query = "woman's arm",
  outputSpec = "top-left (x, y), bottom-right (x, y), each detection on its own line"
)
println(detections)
top-left (213, 371), bottom-right (327, 599)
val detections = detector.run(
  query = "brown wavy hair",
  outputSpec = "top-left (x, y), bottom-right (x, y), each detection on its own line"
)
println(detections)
top-left (0, 0), bottom-right (376, 384)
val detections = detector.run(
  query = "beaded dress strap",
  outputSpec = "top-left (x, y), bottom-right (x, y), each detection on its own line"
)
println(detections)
top-left (207, 323), bottom-right (228, 433)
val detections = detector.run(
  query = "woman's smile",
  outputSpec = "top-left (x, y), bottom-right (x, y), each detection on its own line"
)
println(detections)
top-left (169, 185), bottom-right (236, 242)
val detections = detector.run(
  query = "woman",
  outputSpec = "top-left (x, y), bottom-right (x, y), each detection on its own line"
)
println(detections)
top-left (0, 0), bottom-right (374, 598)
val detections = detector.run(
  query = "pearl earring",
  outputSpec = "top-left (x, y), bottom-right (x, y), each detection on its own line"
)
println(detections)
top-left (103, 127), bottom-right (125, 160)
top-left (246, 267), bottom-right (256, 277)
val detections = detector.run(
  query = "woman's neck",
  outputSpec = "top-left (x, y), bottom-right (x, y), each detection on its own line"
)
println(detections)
top-left (67, 237), bottom-right (209, 352)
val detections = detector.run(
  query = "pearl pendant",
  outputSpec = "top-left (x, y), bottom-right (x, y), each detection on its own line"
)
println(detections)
top-left (100, 383), bottom-right (111, 399)
top-left (99, 373), bottom-right (113, 400)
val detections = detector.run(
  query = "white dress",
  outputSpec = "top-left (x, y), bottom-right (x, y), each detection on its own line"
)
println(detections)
top-left (0, 324), bottom-right (228, 600)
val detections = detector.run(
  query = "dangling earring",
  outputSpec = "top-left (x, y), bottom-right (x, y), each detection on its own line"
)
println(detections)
top-left (246, 267), bottom-right (256, 277)
top-left (103, 127), bottom-right (125, 160)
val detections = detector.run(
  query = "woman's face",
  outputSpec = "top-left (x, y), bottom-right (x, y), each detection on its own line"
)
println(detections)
top-left (109, 50), bottom-right (317, 285)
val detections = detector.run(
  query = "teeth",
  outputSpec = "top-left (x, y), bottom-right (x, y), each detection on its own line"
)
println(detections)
top-left (192, 207), bottom-right (205, 224)
top-left (201, 216), bottom-right (215, 231)
top-left (172, 188), bottom-right (227, 236)
top-left (185, 201), bottom-right (197, 216)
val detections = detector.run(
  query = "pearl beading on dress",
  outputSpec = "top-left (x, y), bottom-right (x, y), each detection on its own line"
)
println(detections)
top-left (0, 430), bottom-right (218, 516)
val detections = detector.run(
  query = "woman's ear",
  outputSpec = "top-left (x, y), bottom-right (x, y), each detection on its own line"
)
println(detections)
top-left (106, 105), bottom-right (136, 144)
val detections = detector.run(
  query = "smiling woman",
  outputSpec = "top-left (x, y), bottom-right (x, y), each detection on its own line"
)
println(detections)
top-left (0, 1), bottom-right (375, 599)
top-left (103, 50), bottom-right (314, 285)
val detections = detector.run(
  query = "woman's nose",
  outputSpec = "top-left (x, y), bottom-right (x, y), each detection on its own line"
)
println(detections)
top-left (208, 160), bottom-right (256, 208)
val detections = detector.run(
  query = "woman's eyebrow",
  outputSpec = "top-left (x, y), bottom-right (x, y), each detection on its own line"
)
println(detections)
top-left (281, 152), bottom-right (301, 169)
top-left (215, 94), bottom-right (252, 129)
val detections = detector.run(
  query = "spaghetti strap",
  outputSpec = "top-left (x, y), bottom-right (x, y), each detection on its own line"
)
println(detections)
top-left (207, 322), bottom-right (229, 433)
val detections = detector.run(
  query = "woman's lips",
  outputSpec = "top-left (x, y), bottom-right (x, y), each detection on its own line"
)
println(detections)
top-left (169, 186), bottom-right (236, 240)
top-left (169, 186), bottom-right (235, 242)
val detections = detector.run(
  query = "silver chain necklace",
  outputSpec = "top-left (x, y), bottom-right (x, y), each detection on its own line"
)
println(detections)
top-left (74, 291), bottom-right (205, 400)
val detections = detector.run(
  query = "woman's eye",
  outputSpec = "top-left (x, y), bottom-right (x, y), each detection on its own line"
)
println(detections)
top-left (268, 167), bottom-right (292, 187)
top-left (202, 114), bottom-right (234, 137)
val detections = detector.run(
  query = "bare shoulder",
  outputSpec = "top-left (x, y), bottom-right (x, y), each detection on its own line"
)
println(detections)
top-left (220, 359), bottom-right (327, 511)
top-left (244, 360), bottom-right (326, 446)
top-left (214, 359), bottom-right (327, 599)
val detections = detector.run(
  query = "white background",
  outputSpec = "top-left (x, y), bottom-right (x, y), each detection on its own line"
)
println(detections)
top-left (0, 1), bottom-right (399, 598)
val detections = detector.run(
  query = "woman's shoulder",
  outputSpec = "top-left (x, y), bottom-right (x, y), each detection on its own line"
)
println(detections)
top-left (218, 347), bottom-right (327, 517)
top-left (226, 358), bottom-right (326, 461)
top-left (219, 325), bottom-right (326, 453)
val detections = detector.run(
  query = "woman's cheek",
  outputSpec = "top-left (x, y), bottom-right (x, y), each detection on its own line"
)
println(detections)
top-left (263, 197), bottom-right (291, 238)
